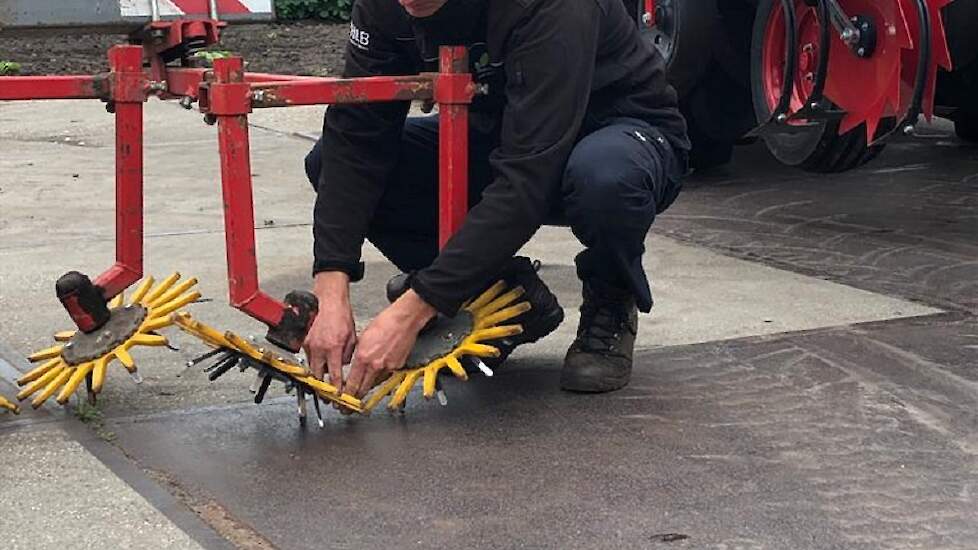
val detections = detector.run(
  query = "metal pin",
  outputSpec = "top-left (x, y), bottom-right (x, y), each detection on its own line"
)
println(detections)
top-left (249, 371), bottom-right (263, 393)
top-left (311, 395), bottom-right (325, 428)
top-left (435, 377), bottom-right (448, 406)
top-left (254, 374), bottom-right (272, 404)
top-left (474, 359), bottom-right (494, 377)
top-left (207, 355), bottom-right (240, 381)
top-left (184, 347), bottom-right (224, 371)
top-left (203, 351), bottom-right (235, 372)
top-left (150, 0), bottom-right (161, 21)
top-left (129, 371), bottom-right (144, 384)
top-left (297, 388), bottom-right (307, 426)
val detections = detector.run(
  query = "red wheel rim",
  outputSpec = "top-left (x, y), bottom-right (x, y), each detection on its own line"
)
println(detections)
top-left (761, 0), bottom-right (821, 125)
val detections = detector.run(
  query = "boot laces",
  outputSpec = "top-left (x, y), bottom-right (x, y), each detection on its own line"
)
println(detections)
top-left (577, 294), bottom-right (633, 355)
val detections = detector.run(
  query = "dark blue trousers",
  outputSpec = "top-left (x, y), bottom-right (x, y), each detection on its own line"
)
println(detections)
top-left (305, 115), bottom-right (684, 312)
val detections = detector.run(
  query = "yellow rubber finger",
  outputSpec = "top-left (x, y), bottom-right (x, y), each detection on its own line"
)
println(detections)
top-left (149, 290), bottom-right (201, 319)
top-left (28, 344), bottom-right (64, 363)
top-left (142, 272), bottom-right (181, 305)
top-left (149, 277), bottom-right (198, 308)
top-left (32, 368), bottom-right (73, 408)
top-left (476, 302), bottom-right (532, 330)
top-left (91, 356), bottom-right (109, 393)
top-left (389, 369), bottom-right (423, 410)
top-left (475, 286), bottom-right (525, 318)
top-left (468, 324), bottom-right (523, 343)
top-left (444, 354), bottom-right (468, 380)
top-left (128, 276), bottom-right (156, 304)
top-left (108, 292), bottom-right (125, 309)
top-left (173, 313), bottom-right (230, 348)
top-left (422, 361), bottom-right (444, 399)
top-left (54, 330), bottom-right (76, 342)
top-left (57, 362), bottom-right (95, 404)
top-left (456, 342), bottom-right (500, 358)
top-left (17, 358), bottom-right (62, 386)
top-left (465, 280), bottom-right (507, 313)
top-left (17, 364), bottom-right (67, 400)
top-left (140, 316), bottom-right (173, 333)
top-left (363, 372), bottom-right (405, 412)
top-left (0, 395), bottom-right (19, 414)
top-left (115, 347), bottom-right (136, 373)
top-left (129, 333), bottom-right (168, 347)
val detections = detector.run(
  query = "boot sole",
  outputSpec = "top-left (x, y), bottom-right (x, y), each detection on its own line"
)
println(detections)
top-left (559, 370), bottom-right (630, 393)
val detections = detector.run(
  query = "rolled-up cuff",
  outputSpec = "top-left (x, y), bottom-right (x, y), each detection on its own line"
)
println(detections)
top-left (410, 272), bottom-right (461, 317)
top-left (312, 260), bottom-right (365, 283)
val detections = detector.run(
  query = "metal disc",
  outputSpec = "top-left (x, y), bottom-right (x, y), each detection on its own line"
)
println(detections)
top-left (62, 305), bottom-right (147, 365)
top-left (403, 310), bottom-right (474, 369)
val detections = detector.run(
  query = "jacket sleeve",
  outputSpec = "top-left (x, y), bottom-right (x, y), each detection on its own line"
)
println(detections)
top-left (312, 2), bottom-right (413, 281)
top-left (411, 0), bottom-right (601, 315)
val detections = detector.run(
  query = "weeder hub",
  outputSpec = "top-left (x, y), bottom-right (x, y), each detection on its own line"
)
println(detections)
top-left (405, 311), bottom-right (475, 369)
top-left (62, 305), bottom-right (146, 365)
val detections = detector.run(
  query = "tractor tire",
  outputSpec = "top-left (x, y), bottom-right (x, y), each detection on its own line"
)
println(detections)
top-left (955, 116), bottom-right (978, 143)
top-left (636, 0), bottom-right (720, 99)
top-left (749, 0), bottom-right (886, 172)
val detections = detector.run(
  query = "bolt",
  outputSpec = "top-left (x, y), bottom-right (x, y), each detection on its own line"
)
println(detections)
top-left (857, 47), bottom-right (866, 57)
top-left (802, 43), bottom-right (814, 53)
top-left (861, 22), bottom-right (869, 31)
top-left (252, 90), bottom-right (266, 102)
top-left (179, 96), bottom-right (195, 110)
top-left (810, 101), bottom-right (819, 109)
top-left (64, 342), bottom-right (74, 349)
top-left (146, 81), bottom-right (167, 95)
top-left (104, 102), bottom-right (116, 114)
top-left (776, 113), bottom-right (789, 123)
top-left (902, 124), bottom-right (916, 136)
top-left (841, 29), bottom-right (856, 42)
top-left (641, 11), bottom-right (652, 26)
top-left (203, 114), bottom-right (217, 126)
top-left (474, 83), bottom-right (490, 95)
top-left (804, 72), bottom-right (814, 82)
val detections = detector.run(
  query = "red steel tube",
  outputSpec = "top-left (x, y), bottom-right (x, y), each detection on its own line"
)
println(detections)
top-left (249, 75), bottom-right (435, 108)
top-left (93, 45), bottom-right (147, 298)
top-left (0, 75), bottom-right (105, 101)
top-left (212, 56), bottom-right (287, 327)
top-left (436, 47), bottom-right (473, 248)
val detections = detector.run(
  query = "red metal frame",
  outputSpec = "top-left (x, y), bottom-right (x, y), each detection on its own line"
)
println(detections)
top-left (0, 22), bottom-right (475, 333)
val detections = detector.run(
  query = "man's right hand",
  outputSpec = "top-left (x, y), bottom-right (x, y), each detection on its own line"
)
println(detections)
top-left (303, 272), bottom-right (356, 389)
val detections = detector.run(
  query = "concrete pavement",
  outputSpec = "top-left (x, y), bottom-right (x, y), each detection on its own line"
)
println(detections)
top-left (1, 98), bottom-right (976, 549)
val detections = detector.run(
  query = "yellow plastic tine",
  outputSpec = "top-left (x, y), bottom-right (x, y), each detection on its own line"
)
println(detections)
top-left (468, 324), bottom-right (523, 342)
top-left (224, 332), bottom-right (261, 357)
top-left (464, 280), bottom-right (507, 313)
top-left (54, 330), bottom-right (76, 342)
top-left (128, 276), bottom-right (155, 304)
top-left (444, 355), bottom-right (468, 380)
top-left (17, 364), bottom-right (66, 400)
top-left (140, 316), bottom-right (173, 333)
top-left (130, 333), bottom-right (168, 347)
top-left (476, 302), bottom-right (532, 330)
top-left (149, 290), bottom-right (201, 319)
top-left (456, 342), bottom-right (501, 359)
top-left (173, 313), bottom-right (231, 348)
top-left (115, 347), bottom-right (136, 372)
top-left (56, 362), bottom-right (95, 404)
top-left (388, 369), bottom-right (423, 410)
top-left (108, 292), bottom-right (125, 309)
top-left (28, 344), bottom-right (64, 363)
top-left (91, 355), bottom-right (110, 393)
top-left (32, 368), bottom-right (73, 409)
top-left (149, 277), bottom-right (198, 309)
top-left (363, 372), bottom-right (405, 412)
top-left (0, 395), bottom-right (19, 414)
top-left (17, 358), bottom-right (62, 386)
top-left (475, 286), bottom-right (525, 318)
top-left (142, 272), bottom-right (181, 305)
top-left (422, 360), bottom-right (445, 399)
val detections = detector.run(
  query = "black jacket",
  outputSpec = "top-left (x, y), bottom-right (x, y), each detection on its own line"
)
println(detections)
top-left (313, 0), bottom-right (690, 315)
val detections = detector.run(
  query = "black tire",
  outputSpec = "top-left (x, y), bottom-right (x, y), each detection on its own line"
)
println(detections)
top-left (749, 0), bottom-right (886, 172)
top-left (636, 0), bottom-right (720, 98)
top-left (955, 116), bottom-right (978, 142)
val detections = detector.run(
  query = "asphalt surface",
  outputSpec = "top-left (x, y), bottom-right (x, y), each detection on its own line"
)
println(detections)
top-left (1, 99), bottom-right (976, 549)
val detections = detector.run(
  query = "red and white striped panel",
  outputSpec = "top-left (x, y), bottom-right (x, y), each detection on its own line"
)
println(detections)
top-left (120, 0), bottom-right (272, 17)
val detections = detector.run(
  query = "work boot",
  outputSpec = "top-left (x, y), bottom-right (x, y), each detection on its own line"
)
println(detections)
top-left (561, 280), bottom-right (638, 393)
top-left (481, 256), bottom-right (564, 369)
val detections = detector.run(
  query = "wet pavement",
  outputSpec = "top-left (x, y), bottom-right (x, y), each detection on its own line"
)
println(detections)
top-left (1, 101), bottom-right (976, 549)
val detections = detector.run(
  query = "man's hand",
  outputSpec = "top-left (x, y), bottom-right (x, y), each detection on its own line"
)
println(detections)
top-left (304, 272), bottom-right (356, 388)
top-left (343, 290), bottom-right (436, 399)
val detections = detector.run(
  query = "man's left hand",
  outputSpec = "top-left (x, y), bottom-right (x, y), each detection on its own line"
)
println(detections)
top-left (343, 290), bottom-right (437, 399)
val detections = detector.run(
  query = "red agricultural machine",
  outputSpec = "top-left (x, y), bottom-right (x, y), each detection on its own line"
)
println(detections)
top-left (0, 0), bottom-right (971, 419)
top-left (637, 0), bottom-right (977, 171)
